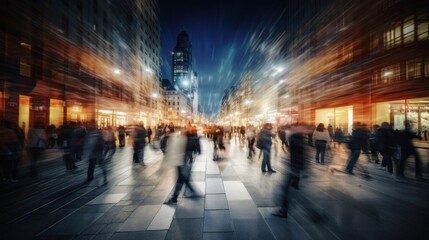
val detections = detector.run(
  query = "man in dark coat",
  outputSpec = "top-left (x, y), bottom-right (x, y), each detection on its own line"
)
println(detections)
top-left (346, 122), bottom-right (367, 175)
top-left (133, 122), bottom-right (147, 164)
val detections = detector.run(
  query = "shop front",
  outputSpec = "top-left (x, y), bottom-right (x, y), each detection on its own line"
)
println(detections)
top-left (315, 105), bottom-right (353, 135)
top-left (372, 97), bottom-right (429, 132)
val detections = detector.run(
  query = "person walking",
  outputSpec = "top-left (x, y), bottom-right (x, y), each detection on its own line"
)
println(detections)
top-left (83, 121), bottom-right (106, 183)
top-left (147, 126), bottom-right (152, 143)
top-left (397, 121), bottom-right (423, 180)
top-left (27, 121), bottom-right (47, 177)
top-left (369, 124), bottom-right (380, 164)
top-left (313, 123), bottom-right (331, 165)
top-left (58, 122), bottom-right (74, 171)
top-left (165, 126), bottom-right (201, 204)
top-left (246, 125), bottom-right (256, 159)
top-left (102, 126), bottom-right (116, 161)
top-left (132, 122), bottom-right (146, 164)
top-left (273, 124), bottom-right (308, 218)
top-left (0, 121), bottom-right (20, 182)
top-left (118, 125), bottom-right (126, 147)
top-left (345, 122), bottom-right (367, 175)
top-left (376, 122), bottom-right (395, 173)
top-left (257, 123), bottom-right (276, 173)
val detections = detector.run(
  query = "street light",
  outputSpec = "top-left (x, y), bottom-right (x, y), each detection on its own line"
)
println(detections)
top-left (114, 69), bottom-right (121, 74)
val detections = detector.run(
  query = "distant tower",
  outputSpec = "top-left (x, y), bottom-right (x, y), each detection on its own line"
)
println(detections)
top-left (172, 30), bottom-right (199, 116)
top-left (172, 30), bottom-right (193, 92)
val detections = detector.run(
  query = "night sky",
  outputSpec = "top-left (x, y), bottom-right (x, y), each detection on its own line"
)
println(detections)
top-left (159, 0), bottom-right (291, 118)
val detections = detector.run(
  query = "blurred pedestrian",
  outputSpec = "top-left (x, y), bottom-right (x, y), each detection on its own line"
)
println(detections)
top-left (277, 125), bottom-right (288, 153)
top-left (133, 122), bottom-right (146, 164)
top-left (397, 121), bottom-right (423, 180)
top-left (27, 121), bottom-right (47, 177)
top-left (147, 126), bottom-right (152, 143)
top-left (313, 123), bottom-right (330, 164)
top-left (83, 121), bottom-right (106, 182)
top-left (71, 121), bottom-right (86, 166)
top-left (376, 122), bottom-right (395, 173)
top-left (345, 122), bottom-right (367, 175)
top-left (102, 126), bottom-right (116, 161)
top-left (246, 125), bottom-right (256, 159)
top-left (165, 126), bottom-right (201, 204)
top-left (58, 122), bottom-right (74, 171)
top-left (369, 124), bottom-right (380, 164)
top-left (0, 121), bottom-right (20, 182)
top-left (273, 124), bottom-right (307, 218)
top-left (257, 123), bottom-right (276, 173)
top-left (118, 125), bottom-right (126, 147)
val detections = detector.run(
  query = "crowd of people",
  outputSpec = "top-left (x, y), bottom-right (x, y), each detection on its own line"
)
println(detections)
top-left (1, 119), bottom-right (427, 222)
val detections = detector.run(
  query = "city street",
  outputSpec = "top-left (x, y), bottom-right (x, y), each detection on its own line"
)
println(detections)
top-left (0, 136), bottom-right (428, 240)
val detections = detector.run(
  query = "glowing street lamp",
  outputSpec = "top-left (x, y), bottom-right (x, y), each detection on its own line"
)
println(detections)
top-left (114, 69), bottom-right (121, 74)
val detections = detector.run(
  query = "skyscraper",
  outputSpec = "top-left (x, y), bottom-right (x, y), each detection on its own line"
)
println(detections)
top-left (172, 30), bottom-right (199, 116)
top-left (172, 30), bottom-right (193, 92)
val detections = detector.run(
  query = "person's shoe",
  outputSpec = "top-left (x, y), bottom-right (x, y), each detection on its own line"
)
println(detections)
top-left (272, 210), bottom-right (288, 218)
top-left (164, 198), bottom-right (177, 204)
top-left (261, 170), bottom-right (267, 173)
top-left (268, 170), bottom-right (277, 173)
top-left (346, 171), bottom-right (354, 175)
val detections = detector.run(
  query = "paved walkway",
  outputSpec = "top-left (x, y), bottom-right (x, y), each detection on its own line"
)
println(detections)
top-left (1, 136), bottom-right (428, 240)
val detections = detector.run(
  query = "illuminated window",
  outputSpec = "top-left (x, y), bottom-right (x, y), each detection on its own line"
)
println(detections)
top-left (383, 16), bottom-right (416, 48)
top-left (403, 17), bottom-right (415, 43)
top-left (380, 64), bottom-right (400, 84)
top-left (406, 59), bottom-right (422, 80)
top-left (417, 14), bottom-right (429, 40)
top-left (425, 58), bottom-right (429, 77)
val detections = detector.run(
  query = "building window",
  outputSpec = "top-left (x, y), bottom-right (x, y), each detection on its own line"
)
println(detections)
top-left (380, 64), bottom-right (400, 84)
top-left (383, 16), bottom-right (416, 48)
top-left (417, 14), bottom-right (429, 40)
top-left (20, 43), bottom-right (31, 77)
top-left (406, 59), bottom-right (422, 80)
top-left (403, 17), bottom-right (415, 43)
top-left (425, 58), bottom-right (429, 77)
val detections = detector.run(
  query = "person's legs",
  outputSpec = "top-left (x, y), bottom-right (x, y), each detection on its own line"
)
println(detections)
top-left (320, 142), bottom-right (326, 164)
top-left (87, 157), bottom-right (96, 180)
top-left (346, 150), bottom-right (360, 174)
top-left (261, 149), bottom-right (268, 172)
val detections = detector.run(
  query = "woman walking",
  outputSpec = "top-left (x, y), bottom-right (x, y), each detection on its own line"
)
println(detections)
top-left (313, 123), bottom-right (330, 164)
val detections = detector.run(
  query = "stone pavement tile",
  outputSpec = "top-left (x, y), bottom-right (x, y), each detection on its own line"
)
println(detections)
top-left (93, 210), bottom-right (132, 224)
top-left (116, 200), bottom-right (142, 206)
top-left (165, 218), bottom-right (203, 240)
top-left (121, 186), bottom-right (154, 200)
top-left (203, 232), bottom-right (235, 240)
top-left (228, 200), bottom-right (261, 219)
top-left (71, 234), bottom-right (95, 240)
top-left (206, 161), bottom-right (220, 175)
top-left (87, 193), bottom-right (127, 205)
top-left (82, 222), bottom-right (106, 234)
top-left (223, 181), bottom-right (252, 201)
top-left (111, 230), bottom-right (167, 240)
top-left (76, 204), bottom-right (114, 214)
top-left (206, 174), bottom-right (222, 178)
top-left (141, 189), bottom-right (172, 205)
top-left (100, 222), bottom-right (122, 233)
top-left (192, 161), bottom-right (207, 172)
top-left (203, 210), bottom-right (234, 232)
top-left (184, 181), bottom-right (206, 196)
top-left (233, 218), bottom-right (276, 240)
top-left (147, 204), bottom-right (176, 230)
top-left (205, 194), bottom-right (229, 210)
top-left (118, 205), bottom-right (160, 231)
top-left (92, 232), bottom-right (114, 240)
top-left (41, 213), bottom-right (104, 236)
top-left (192, 172), bottom-right (206, 181)
top-left (206, 178), bottom-right (225, 194)
top-left (175, 198), bottom-right (204, 218)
